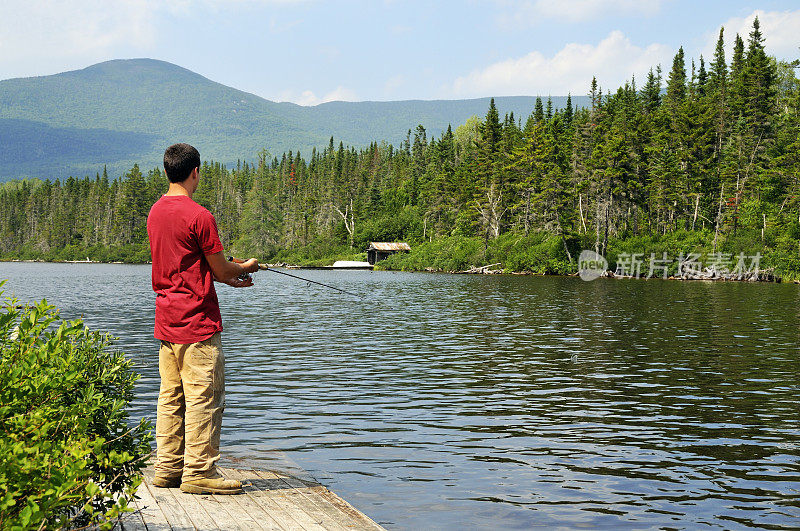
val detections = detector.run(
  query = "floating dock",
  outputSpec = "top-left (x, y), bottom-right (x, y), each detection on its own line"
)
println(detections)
top-left (119, 466), bottom-right (384, 530)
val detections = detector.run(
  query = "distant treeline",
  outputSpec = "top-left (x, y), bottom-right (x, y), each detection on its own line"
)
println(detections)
top-left (2, 19), bottom-right (800, 274)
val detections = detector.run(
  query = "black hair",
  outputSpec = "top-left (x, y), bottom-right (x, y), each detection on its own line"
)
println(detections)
top-left (163, 143), bottom-right (200, 183)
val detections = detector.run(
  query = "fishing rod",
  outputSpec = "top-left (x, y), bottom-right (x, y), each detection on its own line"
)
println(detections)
top-left (228, 257), bottom-right (362, 298)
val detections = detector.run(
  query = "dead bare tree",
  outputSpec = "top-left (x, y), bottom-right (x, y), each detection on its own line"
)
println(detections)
top-left (329, 198), bottom-right (355, 248)
top-left (473, 182), bottom-right (507, 239)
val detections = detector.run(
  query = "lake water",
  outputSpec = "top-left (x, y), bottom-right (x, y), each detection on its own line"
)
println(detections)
top-left (2, 262), bottom-right (800, 529)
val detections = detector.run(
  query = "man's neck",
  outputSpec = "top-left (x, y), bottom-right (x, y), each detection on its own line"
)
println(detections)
top-left (165, 182), bottom-right (192, 198)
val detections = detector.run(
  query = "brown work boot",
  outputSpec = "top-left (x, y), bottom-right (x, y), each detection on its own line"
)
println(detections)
top-left (180, 474), bottom-right (243, 495)
top-left (152, 475), bottom-right (181, 488)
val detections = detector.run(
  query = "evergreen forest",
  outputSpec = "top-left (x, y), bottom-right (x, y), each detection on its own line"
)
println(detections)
top-left (2, 19), bottom-right (800, 278)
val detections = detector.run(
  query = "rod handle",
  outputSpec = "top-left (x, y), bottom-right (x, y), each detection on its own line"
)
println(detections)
top-left (228, 256), bottom-right (269, 271)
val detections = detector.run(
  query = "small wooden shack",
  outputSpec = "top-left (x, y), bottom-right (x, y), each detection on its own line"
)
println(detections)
top-left (366, 242), bottom-right (411, 265)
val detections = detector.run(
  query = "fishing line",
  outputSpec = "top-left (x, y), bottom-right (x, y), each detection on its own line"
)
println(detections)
top-left (229, 257), bottom-right (362, 298)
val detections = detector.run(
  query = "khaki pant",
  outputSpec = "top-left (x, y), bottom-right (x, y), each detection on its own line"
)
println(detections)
top-left (155, 332), bottom-right (225, 482)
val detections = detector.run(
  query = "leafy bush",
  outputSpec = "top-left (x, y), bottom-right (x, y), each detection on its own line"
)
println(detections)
top-left (377, 233), bottom-right (578, 274)
top-left (0, 286), bottom-right (152, 530)
top-left (267, 236), bottom-right (366, 266)
top-left (604, 230), bottom-right (715, 274)
top-left (487, 232), bottom-right (576, 274)
top-left (353, 206), bottom-right (423, 250)
top-left (0, 243), bottom-right (151, 264)
top-left (377, 236), bottom-right (484, 271)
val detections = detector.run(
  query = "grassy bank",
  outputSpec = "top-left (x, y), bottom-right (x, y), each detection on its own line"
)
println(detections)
top-left (263, 239), bottom-right (368, 267)
top-left (0, 243), bottom-right (151, 264)
top-left (375, 231), bottom-right (800, 281)
top-left (4, 229), bottom-right (799, 281)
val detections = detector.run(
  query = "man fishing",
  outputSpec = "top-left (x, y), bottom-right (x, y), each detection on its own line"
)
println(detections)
top-left (146, 143), bottom-right (259, 495)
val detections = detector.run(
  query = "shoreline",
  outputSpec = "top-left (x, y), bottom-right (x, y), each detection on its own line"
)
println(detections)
top-left (4, 258), bottom-right (132, 264)
top-left (0, 259), bottom-right (786, 283)
top-left (377, 266), bottom-right (784, 282)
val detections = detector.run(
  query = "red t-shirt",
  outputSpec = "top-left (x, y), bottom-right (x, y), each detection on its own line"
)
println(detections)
top-left (147, 195), bottom-right (225, 343)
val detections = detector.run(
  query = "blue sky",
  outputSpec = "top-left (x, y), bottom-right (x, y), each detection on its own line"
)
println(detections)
top-left (1, 1), bottom-right (798, 104)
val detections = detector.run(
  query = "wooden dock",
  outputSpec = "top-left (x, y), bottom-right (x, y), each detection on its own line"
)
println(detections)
top-left (118, 466), bottom-right (385, 530)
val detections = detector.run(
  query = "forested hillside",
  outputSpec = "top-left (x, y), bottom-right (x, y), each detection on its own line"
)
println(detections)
top-left (1, 20), bottom-right (799, 277)
top-left (0, 58), bottom-right (578, 181)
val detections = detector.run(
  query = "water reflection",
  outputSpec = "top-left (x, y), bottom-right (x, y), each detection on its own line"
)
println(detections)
top-left (1, 263), bottom-right (799, 528)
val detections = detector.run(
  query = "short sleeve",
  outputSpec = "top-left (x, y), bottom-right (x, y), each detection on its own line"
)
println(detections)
top-left (193, 209), bottom-right (224, 256)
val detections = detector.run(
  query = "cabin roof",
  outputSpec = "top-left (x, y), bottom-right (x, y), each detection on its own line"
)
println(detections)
top-left (367, 242), bottom-right (411, 251)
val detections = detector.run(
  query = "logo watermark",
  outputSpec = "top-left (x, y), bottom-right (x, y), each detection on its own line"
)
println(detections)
top-left (578, 250), bottom-right (608, 281)
top-left (578, 250), bottom-right (761, 281)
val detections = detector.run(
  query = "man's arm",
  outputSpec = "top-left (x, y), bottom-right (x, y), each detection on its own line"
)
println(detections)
top-left (205, 252), bottom-right (259, 287)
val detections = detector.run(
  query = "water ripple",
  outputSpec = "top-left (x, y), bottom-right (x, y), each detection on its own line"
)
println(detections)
top-left (2, 263), bottom-right (800, 529)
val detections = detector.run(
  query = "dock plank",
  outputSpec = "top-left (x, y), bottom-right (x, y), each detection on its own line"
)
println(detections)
top-left (211, 470), bottom-right (281, 530)
top-left (289, 483), bottom-right (381, 531)
top-left (220, 467), bottom-right (309, 530)
top-left (197, 493), bottom-right (250, 531)
top-left (269, 472), bottom-right (377, 530)
top-left (203, 494), bottom-right (254, 531)
top-left (134, 466), bottom-right (383, 531)
top-left (242, 470), bottom-right (327, 530)
top-left (134, 475), bottom-right (173, 531)
top-left (171, 489), bottom-right (220, 530)
top-left (118, 496), bottom-right (149, 531)
top-left (311, 488), bottom-right (384, 531)
top-left (255, 470), bottom-right (350, 531)
top-left (145, 482), bottom-right (196, 531)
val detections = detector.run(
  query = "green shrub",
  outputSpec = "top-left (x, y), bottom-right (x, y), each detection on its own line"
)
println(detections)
top-left (487, 232), bottom-right (576, 274)
top-left (377, 233), bottom-right (578, 274)
top-left (0, 244), bottom-right (152, 264)
top-left (266, 236), bottom-right (364, 266)
top-left (378, 235), bottom-right (484, 271)
top-left (353, 206), bottom-right (423, 250)
top-left (0, 285), bottom-right (152, 530)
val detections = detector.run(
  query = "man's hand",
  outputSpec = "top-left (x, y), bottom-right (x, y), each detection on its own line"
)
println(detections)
top-left (240, 258), bottom-right (259, 273)
top-left (205, 251), bottom-right (259, 287)
top-left (226, 275), bottom-right (254, 288)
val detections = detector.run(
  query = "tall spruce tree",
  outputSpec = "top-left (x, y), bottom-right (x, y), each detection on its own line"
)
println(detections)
top-left (665, 47), bottom-right (687, 109)
top-left (743, 16), bottom-right (777, 138)
top-left (534, 97), bottom-right (545, 124)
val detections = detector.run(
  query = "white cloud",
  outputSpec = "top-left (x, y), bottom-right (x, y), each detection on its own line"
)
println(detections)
top-left (448, 31), bottom-right (671, 98)
top-left (0, 0), bottom-right (310, 79)
top-left (279, 86), bottom-right (358, 106)
top-left (703, 9), bottom-right (800, 61)
top-left (390, 25), bottom-right (413, 35)
top-left (318, 46), bottom-right (341, 60)
top-left (383, 74), bottom-right (405, 94)
top-left (496, 0), bottom-right (666, 25)
top-left (0, 0), bottom-right (160, 78)
top-left (268, 16), bottom-right (304, 34)
top-left (174, 0), bottom-right (309, 11)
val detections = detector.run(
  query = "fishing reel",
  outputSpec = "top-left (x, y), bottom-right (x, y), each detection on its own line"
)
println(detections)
top-left (229, 255), bottom-right (253, 283)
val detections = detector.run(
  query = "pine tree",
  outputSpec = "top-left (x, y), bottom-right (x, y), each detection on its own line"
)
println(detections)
top-left (743, 16), bottom-right (777, 138)
top-left (641, 67), bottom-right (662, 114)
top-left (482, 98), bottom-right (502, 153)
top-left (665, 47), bottom-right (687, 109)
top-left (697, 56), bottom-right (708, 96)
top-left (729, 33), bottom-right (747, 118)
top-left (709, 28), bottom-right (727, 89)
top-left (564, 93), bottom-right (574, 125)
top-left (474, 99), bottom-right (507, 239)
top-left (534, 97), bottom-right (544, 124)
top-left (590, 77), bottom-right (599, 112)
top-left (708, 27), bottom-right (729, 162)
top-left (410, 124), bottom-right (428, 206)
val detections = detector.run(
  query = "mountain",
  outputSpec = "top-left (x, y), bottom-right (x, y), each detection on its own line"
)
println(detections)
top-left (0, 59), bottom-right (587, 181)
